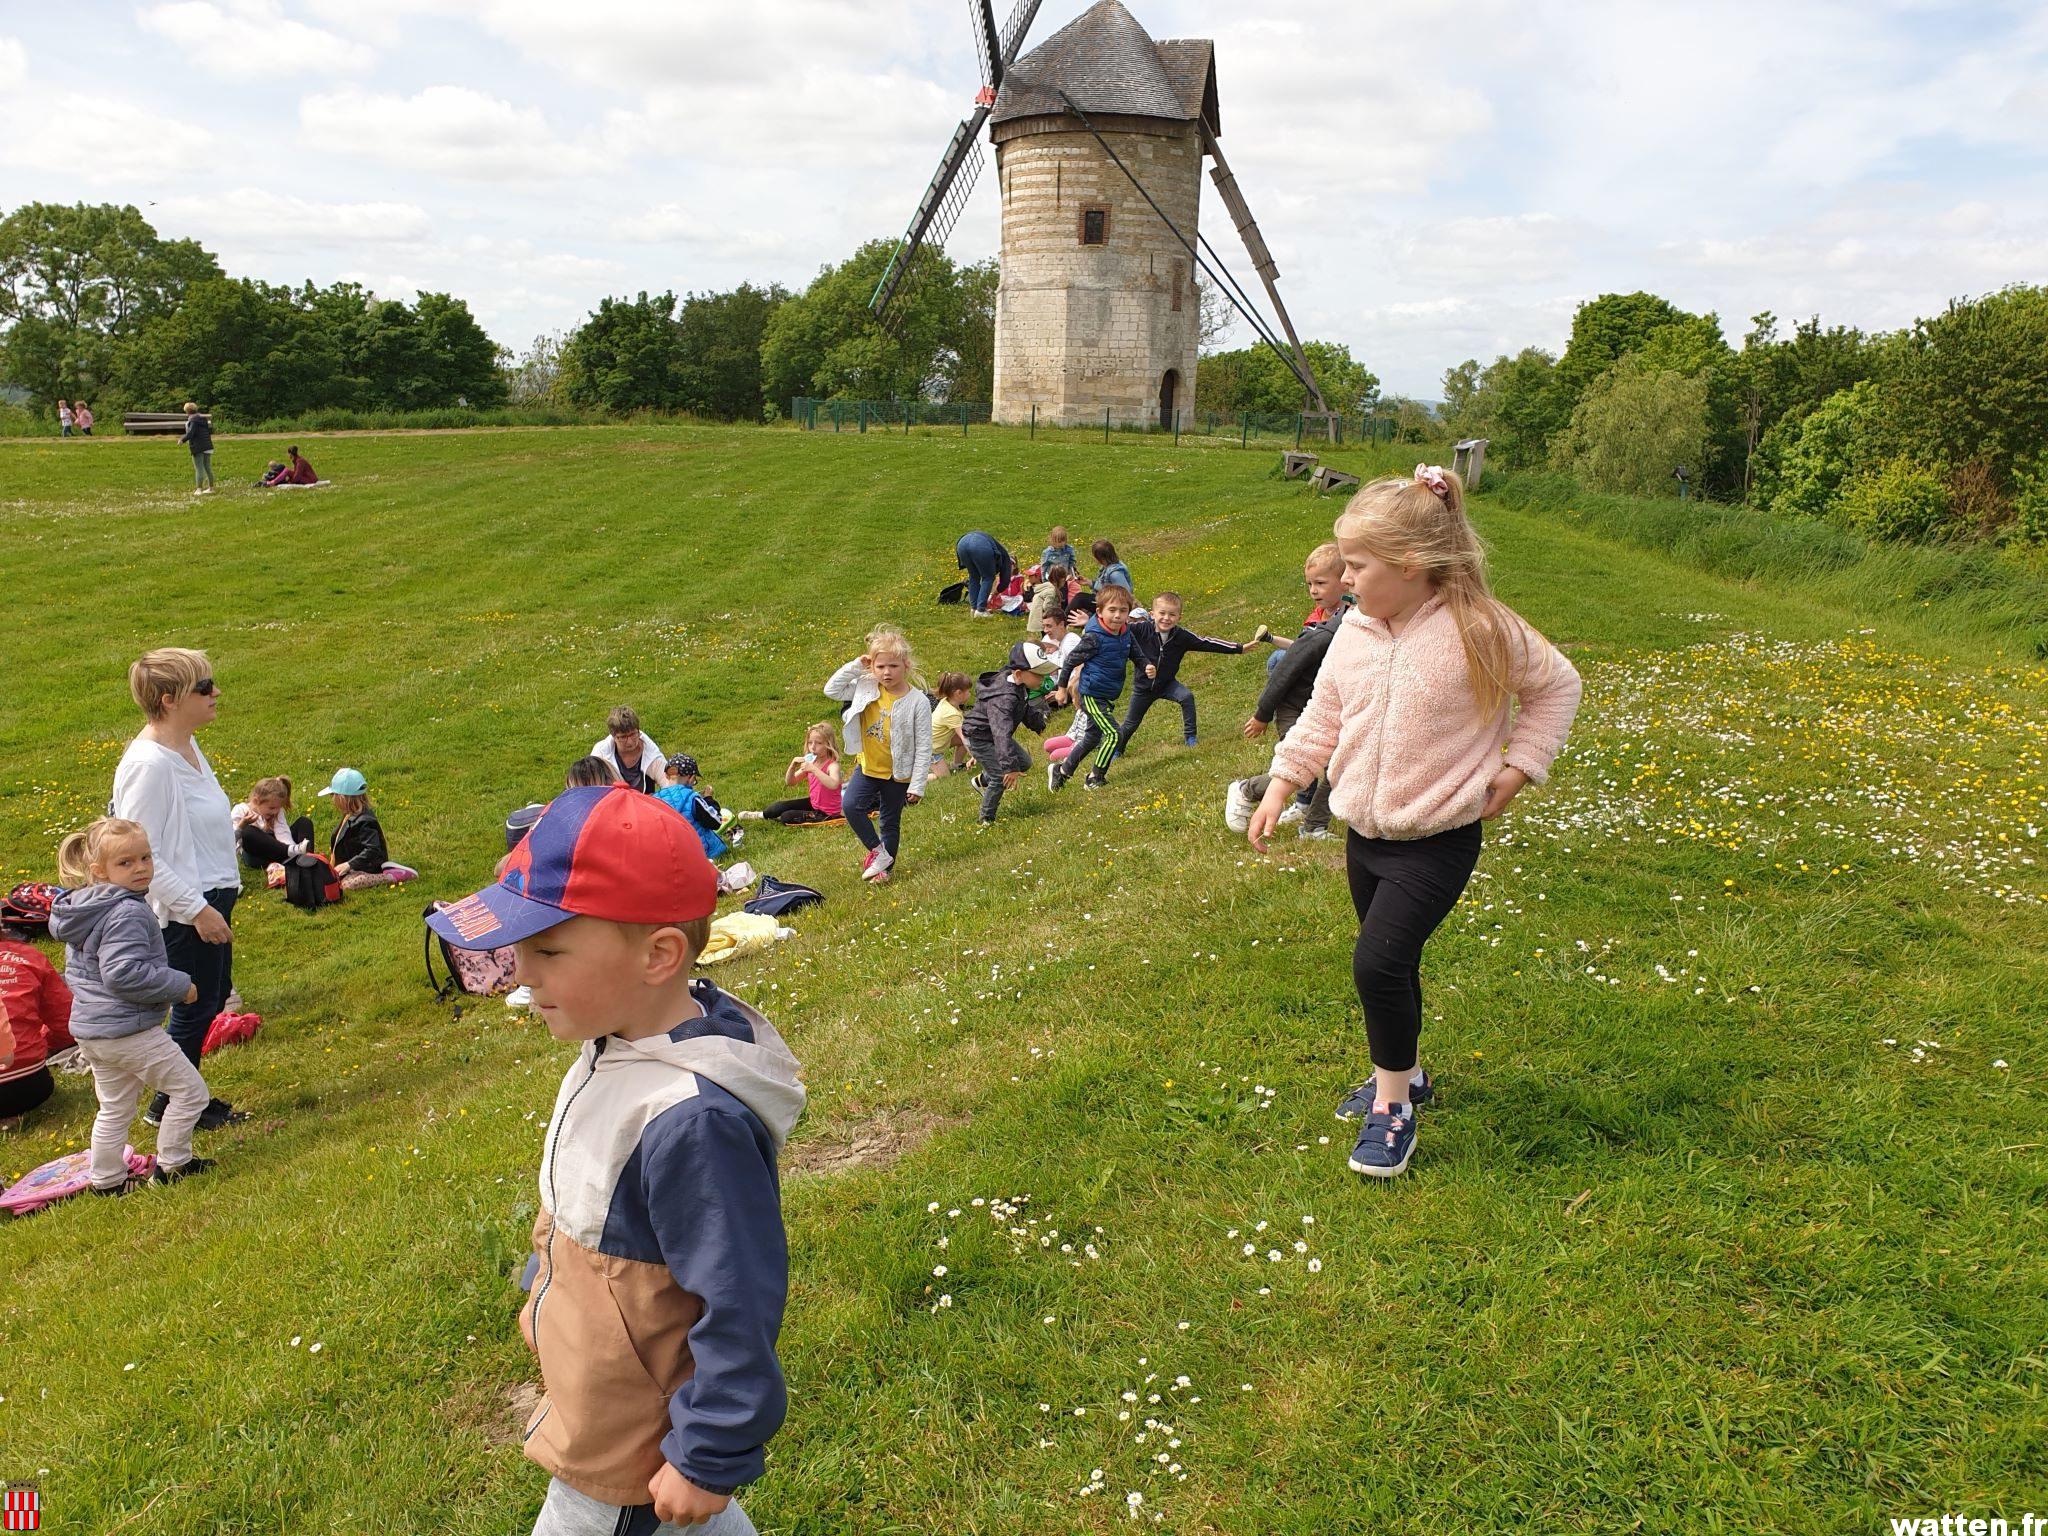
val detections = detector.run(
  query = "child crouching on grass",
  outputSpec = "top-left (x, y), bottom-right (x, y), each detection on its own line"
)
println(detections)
top-left (824, 625), bottom-right (932, 885)
top-left (1248, 466), bottom-right (1581, 1179)
top-left (49, 819), bottom-right (214, 1194)
top-left (657, 754), bottom-right (730, 860)
top-left (926, 673), bottom-right (974, 780)
top-left (427, 785), bottom-right (803, 1535)
top-left (761, 724), bottom-right (845, 825)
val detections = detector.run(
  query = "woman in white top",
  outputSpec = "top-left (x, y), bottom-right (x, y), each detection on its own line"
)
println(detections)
top-left (109, 647), bottom-right (248, 1130)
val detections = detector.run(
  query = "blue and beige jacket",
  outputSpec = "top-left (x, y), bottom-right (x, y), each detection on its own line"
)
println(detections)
top-left (519, 981), bottom-right (806, 1505)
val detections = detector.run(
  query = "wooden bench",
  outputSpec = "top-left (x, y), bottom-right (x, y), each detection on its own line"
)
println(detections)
top-left (1281, 450), bottom-right (1319, 480)
top-left (123, 412), bottom-right (192, 437)
top-left (1310, 466), bottom-right (1360, 496)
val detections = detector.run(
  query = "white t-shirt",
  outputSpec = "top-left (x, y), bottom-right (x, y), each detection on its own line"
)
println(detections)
top-left (111, 736), bottom-right (241, 926)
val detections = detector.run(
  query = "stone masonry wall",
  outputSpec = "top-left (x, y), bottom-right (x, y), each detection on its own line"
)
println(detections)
top-left (992, 122), bottom-right (1202, 427)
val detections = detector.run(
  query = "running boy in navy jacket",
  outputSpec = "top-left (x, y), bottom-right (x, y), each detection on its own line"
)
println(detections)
top-left (1049, 584), bottom-right (1140, 791)
top-left (429, 785), bottom-right (805, 1535)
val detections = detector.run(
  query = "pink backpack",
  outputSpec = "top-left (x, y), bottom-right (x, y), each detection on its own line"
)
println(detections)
top-left (1, 1146), bottom-right (156, 1215)
top-left (423, 902), bottom-right (518, 1002)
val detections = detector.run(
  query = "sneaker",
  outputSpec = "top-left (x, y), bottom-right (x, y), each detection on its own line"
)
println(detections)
top-left (1082, 773), bottom-right (1106, 790)
top-left (384, 864), bottom-right (419, 884)
top-left (1347, 1105), bottom-right (1417, 1178)
top-left (1336, 1071), bottom-right (1433, 1122)
top-left (860, 848), bottom-right (878, 878)
top-left (1048, 761), bottom-right (1067, 792)
top-left (144, 1092), bottom-right (168, 1126)
top-left (1223, 780), bottom-right (1258, 834)
top-left (861, 847), bottom-right (896, 881)
top-left (506, 985), bottom-right (534, 1008)
top-left (1183, 736), bottom-right (1198, 748)
top-left (736, 809), bottom-right (766, 821)
top-left (151, 1156), bottom-right (215, 1185)
top-left (1277, 802), bottom-right (1306, 827)
top-left (1298, 825), bottom-right (1337, 841)
top-left (196, 1098), bottom-right (249, 1130)
top-left (1252, 624), bottom-right (1273, 645)
top-left (92, 1178), bottom-right (143, 1197)
top-left (971, 772), bottom-right (988, 791)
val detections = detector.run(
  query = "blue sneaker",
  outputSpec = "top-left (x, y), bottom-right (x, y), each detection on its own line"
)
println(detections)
top-left (1347, 1106), bottom-right (1416, 1178)
top-left (1335, 1070), bottom-right (1432, 1121)
top-left (1183, 736), bottom-right (1198, 747)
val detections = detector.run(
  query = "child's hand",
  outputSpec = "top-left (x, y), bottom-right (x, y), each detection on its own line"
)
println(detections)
top-left (648, 1464), bottom-right (729, 1526)
top-left (906, 792), bottom-right (922, 805)
top-left (1241, 716), bottom-right (1268, 739)
top-left (1146, 664), bottom-right (1157, 679)
top-left (1002, 770), bottom-right (1022, 789)
top-left (1247, 783), bottom-right (1296, 853)
top-left (1480, 766), bottom-right (1530, 819)
top-left (182, 983), bottom-right (199, 1003)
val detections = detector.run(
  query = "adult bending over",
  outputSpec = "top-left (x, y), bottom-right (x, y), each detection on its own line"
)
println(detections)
top-left (109, 646), bottom-right (247, 1129)
top-left (954, 530), bottom-right (1015, 616)
top-left (589, 706), bottom-right (665, 794)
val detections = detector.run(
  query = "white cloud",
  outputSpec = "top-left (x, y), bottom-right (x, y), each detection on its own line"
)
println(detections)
top-left (300, 85), bottom-right (599, 180)
top-left (139, 0), bottom-right (375, 77)
top-left (0, 35), bottom-right (26, 89)
top-left (153, 187), bottom-right (432, 251)
top-left (0, 89), bottom-right (212, 183)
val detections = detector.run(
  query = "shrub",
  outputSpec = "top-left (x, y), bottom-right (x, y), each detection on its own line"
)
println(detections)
top-left (1769, 380), bottom-right (1889, 522)
top-left (1836, 458), bottom-right (1951, 542)
top-left (2013, 455), bottom-right (2048, 546)
top-left (1548, 359), bottom-right (1709, 496)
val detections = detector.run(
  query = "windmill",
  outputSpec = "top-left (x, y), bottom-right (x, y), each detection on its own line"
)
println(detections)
top-left (870, 0), bottom-right (1331, 430)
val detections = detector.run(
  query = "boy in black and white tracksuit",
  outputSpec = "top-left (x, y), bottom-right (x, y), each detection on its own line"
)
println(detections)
top-left (1116, 591), bottom-right (1253, 755)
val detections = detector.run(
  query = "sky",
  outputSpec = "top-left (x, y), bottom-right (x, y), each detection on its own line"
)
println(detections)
top-left (2, 0), bottom-right (2045, 400)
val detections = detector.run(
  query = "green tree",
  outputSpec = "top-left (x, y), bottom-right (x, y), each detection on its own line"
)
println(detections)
top-left (0, 201), bottom-right (219, 404)
top-left (1836, 457), bottom-right (1951, 542)
top-left (1554, 291), bottom-right (1694, 408)
top-left (1192, 340), bottom-right (1377, 416)
top-left (1766, 380), bottom-right (1892, 522)
top-left (759, 240), bottom-right (969, 409)
top-left (934, 259), bottom-right (996, 404)
top-left (411, 292), bottom-right (507, 409)
top-left (1548, 358), bottom-right (1709, 496)
top-left (1886, 284), bottom-right (2048, 491)
top-left (561, 291), bottom-right (686, 414)
top-left (675, 283), bottom-right (788, 420)
top-left (117, 277), bottom-right (342, 420)
top-left (1441, 348), bottom-right (1565, 466)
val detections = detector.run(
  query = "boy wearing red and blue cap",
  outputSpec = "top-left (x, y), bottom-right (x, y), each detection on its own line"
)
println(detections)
top-left (428, 785), bottom-right (804, 1535)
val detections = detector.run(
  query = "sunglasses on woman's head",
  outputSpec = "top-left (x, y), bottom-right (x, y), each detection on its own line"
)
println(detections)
top-left (192, 678), bottom-right (217, 696)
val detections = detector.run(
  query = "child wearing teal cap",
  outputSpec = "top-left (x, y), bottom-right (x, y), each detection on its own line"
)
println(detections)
top-left (316, 768), bottom-right (418, 889)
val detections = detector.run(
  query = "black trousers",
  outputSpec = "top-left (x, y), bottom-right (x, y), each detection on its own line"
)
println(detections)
top-left (1116, 679), bottom-right (1197, 751)
top-left (842, 769), bottom-right (908, 857)
top-left (1346, 822), bottom-right (1482, 1073)
top-left (762, 798), bottom-right (833, 825)
top-left (0, 1066), bottom-right (55, 1119)
top-left (163, 887), bottom-right (239, 1067)
top-left (238, 815), bottom-right (315, 868)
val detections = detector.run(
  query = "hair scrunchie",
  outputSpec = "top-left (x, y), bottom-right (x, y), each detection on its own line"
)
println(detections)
top-left (1414, 464), bottom-right (1451, 501)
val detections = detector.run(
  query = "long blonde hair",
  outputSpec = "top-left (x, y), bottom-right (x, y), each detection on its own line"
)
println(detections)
top-left (57, 817), bottom-right (149, 885)
top-left (1335, 468), bottom-right (1521, 722)
top-left (865, 624), bottom-right (927, 691)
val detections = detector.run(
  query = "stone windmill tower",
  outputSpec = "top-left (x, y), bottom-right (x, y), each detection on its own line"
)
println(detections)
top-left (870, 0), bottom-right (1328, 430)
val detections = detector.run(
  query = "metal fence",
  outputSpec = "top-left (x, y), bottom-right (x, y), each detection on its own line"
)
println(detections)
top-left (790, 398), bottom-right (1408, 447)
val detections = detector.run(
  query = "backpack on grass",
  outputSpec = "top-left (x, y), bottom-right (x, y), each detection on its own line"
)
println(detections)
top-left (284, 852), bottom-right (343, 910)
top-left (423, 903), bottom-right (518, 1001)
top-left (1, 882), bottom-right (61, 935)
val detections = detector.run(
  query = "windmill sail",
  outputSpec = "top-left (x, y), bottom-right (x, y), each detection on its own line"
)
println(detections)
top-left (870, 0), bottom-right (1043, 330)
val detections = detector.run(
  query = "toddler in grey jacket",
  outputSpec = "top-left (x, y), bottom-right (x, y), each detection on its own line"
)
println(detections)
top-left (50, 819), bottom-right (215, 1193)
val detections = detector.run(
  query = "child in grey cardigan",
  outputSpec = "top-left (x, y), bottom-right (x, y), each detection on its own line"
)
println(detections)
top-left (50, 818), bottom-right (216, 1193)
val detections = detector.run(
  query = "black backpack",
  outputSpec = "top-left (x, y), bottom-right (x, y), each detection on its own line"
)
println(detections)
top-left (284, 853), bottom-right (343, 910)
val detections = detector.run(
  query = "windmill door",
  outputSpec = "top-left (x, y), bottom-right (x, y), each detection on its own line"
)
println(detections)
top-left (1159, 369), bottom-right (1179, 430)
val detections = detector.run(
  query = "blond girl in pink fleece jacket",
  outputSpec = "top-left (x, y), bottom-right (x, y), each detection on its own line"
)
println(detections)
top-left (1248, 465), bottom-right (1581, 1178)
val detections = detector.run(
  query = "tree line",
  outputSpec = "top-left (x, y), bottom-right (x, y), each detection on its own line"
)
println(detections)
top-left (1438, 287), bottom-right (2048, 548)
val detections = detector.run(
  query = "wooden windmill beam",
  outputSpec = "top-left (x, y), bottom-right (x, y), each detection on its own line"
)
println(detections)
top-left (1199, 122), bottom-right (1329, 416)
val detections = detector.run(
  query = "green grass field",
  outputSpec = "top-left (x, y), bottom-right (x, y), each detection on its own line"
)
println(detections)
top-left (3, 425), bottom-right (2044, 1534)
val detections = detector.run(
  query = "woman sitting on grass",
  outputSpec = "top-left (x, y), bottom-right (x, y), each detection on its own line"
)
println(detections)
top-left (316, 768), bottom-right (417, 889)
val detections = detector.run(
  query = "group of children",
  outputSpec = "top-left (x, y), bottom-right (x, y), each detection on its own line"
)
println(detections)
top-left (55, 399), bottom-right (96, 436)
top-left (15, 465), bottom-right (1581, 1532)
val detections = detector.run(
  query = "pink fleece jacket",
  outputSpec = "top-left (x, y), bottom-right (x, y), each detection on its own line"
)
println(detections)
top-left (1270, 595), bottom-right (1582, 839)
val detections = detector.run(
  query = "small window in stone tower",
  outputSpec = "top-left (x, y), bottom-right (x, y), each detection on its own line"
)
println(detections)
top-left (1172, 260), bottom-right (1185, 311)
top-left (1080, 208), bottom-right (1108, 246)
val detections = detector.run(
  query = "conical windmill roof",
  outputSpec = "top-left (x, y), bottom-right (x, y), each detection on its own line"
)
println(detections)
top-left (992, 0), bottom-right (1209, 128)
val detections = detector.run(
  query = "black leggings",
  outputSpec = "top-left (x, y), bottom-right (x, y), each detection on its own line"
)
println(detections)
top-left (0, 1066), bottom-right (55, 1119)
top-left (762, 798), bottom-right (834, 825)
top-left (1347, 822), bottom-right (1482, 1073)
top-left (239, 815), bottom-right (315, 867)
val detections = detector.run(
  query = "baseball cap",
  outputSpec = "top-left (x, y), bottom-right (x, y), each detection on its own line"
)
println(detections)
top-left (426, 784), bottom-right (717, 950)
top-left (318, 767), bottom-right (368, 797)
top-left (666, 753), bottom-right (700, 777)
top-left (1009, 639), bottom-right (1057, 674)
